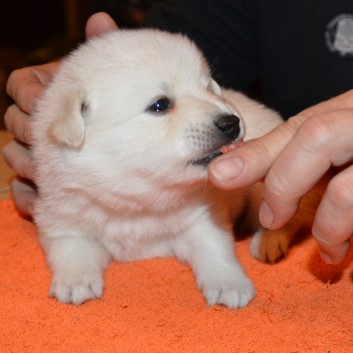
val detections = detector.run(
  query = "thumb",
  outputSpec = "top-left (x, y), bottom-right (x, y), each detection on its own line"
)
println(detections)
top-left (85, 12), bottom-right (119, 39)
top-left (209, 89), bottom-right (353, 191)
top-left (208, 114), bottom-right (306, 190)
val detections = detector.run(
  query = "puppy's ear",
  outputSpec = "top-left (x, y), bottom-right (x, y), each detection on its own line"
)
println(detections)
top-left (48, 91), bottom-right (87, 148)
top-left (210, 80), bottom-right (222, 96)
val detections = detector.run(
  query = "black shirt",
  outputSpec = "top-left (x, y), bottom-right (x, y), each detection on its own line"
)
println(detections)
top-left (142, 0), bottom-right (353, 119)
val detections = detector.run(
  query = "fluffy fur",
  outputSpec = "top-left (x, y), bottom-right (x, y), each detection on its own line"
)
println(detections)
top-left (31, 29), bottom-right (285, 308)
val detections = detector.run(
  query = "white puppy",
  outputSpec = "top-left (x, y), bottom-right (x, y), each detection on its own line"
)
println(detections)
top-left (31, 29), bottom-right (282, 308)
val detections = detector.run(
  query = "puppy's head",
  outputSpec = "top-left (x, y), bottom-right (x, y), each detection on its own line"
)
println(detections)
top-left (34, 30), bottom-right (244, 205)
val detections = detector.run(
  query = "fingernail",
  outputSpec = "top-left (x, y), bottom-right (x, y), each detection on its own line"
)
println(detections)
top-left (318, 241), bottom-right (350, 265)
top-left (259, 200), bottom-right (274, 228)
top-left (319, 251), bottom-right (334, 264)
top-left (210, 157), bottom-right (245, 181)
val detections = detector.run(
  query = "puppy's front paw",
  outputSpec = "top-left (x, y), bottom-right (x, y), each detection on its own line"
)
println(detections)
top-left (49, 272), bottom-right (104, 305)
top-left (250, 229), bottom-right (289, 264)
top-left (201, 275), bottom-right (255, 309)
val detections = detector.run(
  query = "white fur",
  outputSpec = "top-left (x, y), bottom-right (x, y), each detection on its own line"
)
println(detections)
top-left (31, 30), bottom-right (282, 308)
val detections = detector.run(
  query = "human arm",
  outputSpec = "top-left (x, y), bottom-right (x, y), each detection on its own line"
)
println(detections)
top-left (209, 89), bottom-right (353, 264)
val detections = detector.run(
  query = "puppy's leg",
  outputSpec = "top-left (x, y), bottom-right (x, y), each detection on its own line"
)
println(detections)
top-left (250, 191), bottom-right (320, 263)
top-left (173, 216), bottom-right (255, 309)
top-left (41, 236), bottom-right (111, 305)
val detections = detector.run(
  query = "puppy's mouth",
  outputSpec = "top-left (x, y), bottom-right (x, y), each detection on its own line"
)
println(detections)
top-left (192, 150), bottom-right (223, 166)
top-left (192, 140), bottom-right (244, 167)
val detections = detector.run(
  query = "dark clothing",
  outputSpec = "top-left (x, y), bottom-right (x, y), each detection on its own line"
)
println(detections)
top-left (89, 0), bottom-right (353, 119)
top-left (142, 1), bottom-right (353, 119)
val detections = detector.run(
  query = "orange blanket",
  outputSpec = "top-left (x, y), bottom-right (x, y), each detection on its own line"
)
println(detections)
top-left (1, 197), bottom-right (352, 352)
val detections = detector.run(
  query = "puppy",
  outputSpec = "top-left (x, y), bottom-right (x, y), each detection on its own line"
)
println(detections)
top-left (31, 29), bottom-right (291, 308)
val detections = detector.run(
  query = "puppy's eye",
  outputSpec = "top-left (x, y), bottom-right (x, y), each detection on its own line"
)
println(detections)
top-left (148, 97), bottom-right (172, 113)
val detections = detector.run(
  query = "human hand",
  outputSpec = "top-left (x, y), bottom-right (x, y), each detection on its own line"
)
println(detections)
top-left (2, 12), bottom-right (118, 216)
top-left (209, 89), bottom-right (353, 264)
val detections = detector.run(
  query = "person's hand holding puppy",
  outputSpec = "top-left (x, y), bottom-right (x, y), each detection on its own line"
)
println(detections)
top-left (2, 12), bottom-right (118, 215)
top-left (210, 90), bottom-right (353, 265)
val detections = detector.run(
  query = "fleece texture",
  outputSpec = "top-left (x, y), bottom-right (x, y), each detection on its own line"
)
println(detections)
top-left (0, 198), bottom-right (352, 352)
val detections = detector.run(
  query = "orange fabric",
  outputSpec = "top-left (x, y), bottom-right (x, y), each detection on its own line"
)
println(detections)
top-left (1, 197), bottom-right (352, 352)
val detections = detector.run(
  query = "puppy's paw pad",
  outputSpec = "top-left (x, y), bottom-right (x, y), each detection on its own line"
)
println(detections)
top-left (50, 273), bottom-right (104, 305)
top-left (203, 277), bottom-right (256, 309)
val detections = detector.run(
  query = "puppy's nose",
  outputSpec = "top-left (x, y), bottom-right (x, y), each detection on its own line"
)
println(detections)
top-left (214, 114), bottom-right (240, 140)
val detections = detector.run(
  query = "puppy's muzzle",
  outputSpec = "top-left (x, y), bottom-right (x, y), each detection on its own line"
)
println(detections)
top-left (214, 114), bottom-right (241, 140)
top-left (192, 114), bottom-right (242, 167)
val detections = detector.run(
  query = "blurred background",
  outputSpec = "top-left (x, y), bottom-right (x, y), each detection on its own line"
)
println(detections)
top-left (0, 0), bottom-right (164, 128)
top-left (0, 0), bottom-right (163, 198)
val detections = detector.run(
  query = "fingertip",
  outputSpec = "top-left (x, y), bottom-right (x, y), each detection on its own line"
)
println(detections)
top-left (10, 178), bottom-right (37, 217)
top-left (208, 156), bottom-right (245, 187)
top-left (85, 12), bottom-right (118, 39)
top-left (319, 251), bottom-right (335, 264)
top-left (27, 83), bottom-right (45, 113)
top-left (318, 241), bottom-right (350, 265)
top-left (314, 222), bottom-right (351, 264)
top-left (259, 200), bottom-right (274, 228)
top-left (2, 140), bottom-right (35, 180)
